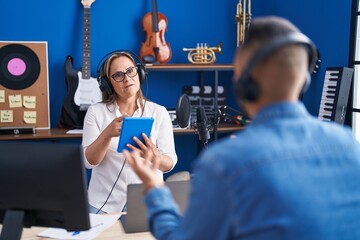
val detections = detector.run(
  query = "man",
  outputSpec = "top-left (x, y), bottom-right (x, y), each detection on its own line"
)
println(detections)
top-left (124, 16), bottom-right (360, 239)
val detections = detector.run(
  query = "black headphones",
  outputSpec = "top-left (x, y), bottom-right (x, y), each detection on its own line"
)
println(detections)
top-left (234, 32), bottom-right (318, 102)
top-left (96, 50), bottom-right (147, 96)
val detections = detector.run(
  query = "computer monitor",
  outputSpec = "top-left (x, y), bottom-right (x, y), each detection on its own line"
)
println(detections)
top-left (0, 141), bottom-right (90, 240)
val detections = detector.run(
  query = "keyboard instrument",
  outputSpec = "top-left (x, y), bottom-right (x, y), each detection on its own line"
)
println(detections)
top-left (318, 67), bottom-right (353, 124)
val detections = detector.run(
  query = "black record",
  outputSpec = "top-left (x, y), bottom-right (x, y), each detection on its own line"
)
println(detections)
top-left (0, 44), bottom-right (41, 90)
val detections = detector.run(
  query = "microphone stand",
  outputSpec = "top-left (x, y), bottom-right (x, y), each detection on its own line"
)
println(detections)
top-left (200, 140), bottom-right (208, 150)
top-left (214, 71), bottom-right (219, 141)
top-left (196, 106), bottom-right (211, 151)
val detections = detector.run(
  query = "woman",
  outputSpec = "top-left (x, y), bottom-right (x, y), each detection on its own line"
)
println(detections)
top-left (82, 51), bottom-right (177, 214)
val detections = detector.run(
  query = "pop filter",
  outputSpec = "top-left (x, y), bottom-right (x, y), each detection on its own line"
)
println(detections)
top-left (176, 94), bottom-right (191, 128)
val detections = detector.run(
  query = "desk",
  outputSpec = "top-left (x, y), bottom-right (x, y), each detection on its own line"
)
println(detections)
top-left (1, 220), bottom-right (155, 240)
top-left (0, 123), bottom-right (243, 140)
top-left (0, 128), bottom-right (82, 141)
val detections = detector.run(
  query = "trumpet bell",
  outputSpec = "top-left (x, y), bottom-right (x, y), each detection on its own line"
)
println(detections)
top-left (210, 43), bottom-right (222, 54)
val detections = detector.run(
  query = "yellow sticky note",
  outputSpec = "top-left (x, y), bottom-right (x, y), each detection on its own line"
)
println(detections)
top-left (0, 90), bottom-right (5, 103)
top-left (8, 95), bottom-right (22, 108)
top-left (23, 96), bottom-right (36, 109)
top-left (1, 110), bottom-right (13, 123)
top-left (24, 111), bottom-right (37, 124)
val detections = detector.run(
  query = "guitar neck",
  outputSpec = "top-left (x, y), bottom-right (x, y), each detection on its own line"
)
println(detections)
top-left (82, 7), bottom-right (91, 79)
top-left (151, 0), bottom-right (159, 33)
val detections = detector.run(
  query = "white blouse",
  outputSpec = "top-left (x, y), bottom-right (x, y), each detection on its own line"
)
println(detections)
top-left (82, 100), bottom-right (177, 213)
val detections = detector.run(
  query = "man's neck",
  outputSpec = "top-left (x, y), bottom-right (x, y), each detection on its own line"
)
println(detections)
top-left (244, 95), bottom-right (298, 118)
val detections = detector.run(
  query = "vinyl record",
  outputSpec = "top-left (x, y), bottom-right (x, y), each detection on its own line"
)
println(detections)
top-left (0, 44), bottom-right (41, 90)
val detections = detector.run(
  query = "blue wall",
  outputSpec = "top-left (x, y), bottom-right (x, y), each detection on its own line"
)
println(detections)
top-left (253, 0), bottom-right (353, 115)
top-left (0, 0), bottom-right (353, 173)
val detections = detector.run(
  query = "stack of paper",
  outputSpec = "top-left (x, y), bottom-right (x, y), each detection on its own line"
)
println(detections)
top-left (37, 213), bottom-right (121, 240)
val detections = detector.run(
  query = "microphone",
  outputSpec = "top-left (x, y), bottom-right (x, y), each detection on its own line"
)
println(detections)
top-left (176, 94), bottom-right (191, 128)
top-left (196, 106), bottom-right (210, 145)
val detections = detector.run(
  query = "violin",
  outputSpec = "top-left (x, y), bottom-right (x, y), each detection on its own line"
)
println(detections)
top-left (140, 0), bottom-right (172, 64)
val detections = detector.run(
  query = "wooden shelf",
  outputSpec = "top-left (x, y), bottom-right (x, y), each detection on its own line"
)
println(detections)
top-left (145, 64), bottom-right (234, 71)
top-left (173, 123), bottom-right (244, 135)
top-left (144, 63), bottom-right (238, 141)
top-left (0, 124), bottom-right (243, 141)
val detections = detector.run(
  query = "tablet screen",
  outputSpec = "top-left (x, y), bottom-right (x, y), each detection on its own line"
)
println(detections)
top-left (117, 117), bottom-right (154, 153)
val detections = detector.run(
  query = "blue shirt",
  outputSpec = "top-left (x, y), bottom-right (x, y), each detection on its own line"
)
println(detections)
top-left (145, 102), bottom-right (360, 240)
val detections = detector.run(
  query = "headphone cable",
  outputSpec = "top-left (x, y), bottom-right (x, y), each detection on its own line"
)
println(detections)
top-left (96, 159), bottom-right (126, 214)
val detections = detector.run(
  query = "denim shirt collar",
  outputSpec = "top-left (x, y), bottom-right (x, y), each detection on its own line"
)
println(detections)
top-left (251, 101), bottom-right (310, 126)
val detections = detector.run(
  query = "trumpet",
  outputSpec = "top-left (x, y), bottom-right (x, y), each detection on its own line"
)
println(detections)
top-left (235, 0), bottom-right (251, 47)
top-left (183, 43), bottom-right (222, 64)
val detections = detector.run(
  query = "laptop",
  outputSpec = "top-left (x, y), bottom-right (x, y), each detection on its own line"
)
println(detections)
top-left (120, 180), bottom-right (190, 233)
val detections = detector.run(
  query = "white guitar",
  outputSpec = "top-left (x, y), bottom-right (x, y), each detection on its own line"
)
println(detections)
top-left (74, 0), bottom-right (102, 110)
top-left (59, 0), bottom-right (101, 128)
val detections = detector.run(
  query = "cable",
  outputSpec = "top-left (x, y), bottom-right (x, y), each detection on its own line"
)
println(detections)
top-left (96, 159), bottom-right (126, 214)
top-left (141, 71), bottom-right (149, 117)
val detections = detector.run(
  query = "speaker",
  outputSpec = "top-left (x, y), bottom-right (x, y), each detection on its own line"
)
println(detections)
top-left (96, 50), bottom-right (147, 96)
top-left (234, 32), bottom-right (318, 102)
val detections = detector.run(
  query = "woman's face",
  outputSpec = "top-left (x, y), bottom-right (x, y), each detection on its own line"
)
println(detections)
top-left (109, 56), bottom-right (141, 100)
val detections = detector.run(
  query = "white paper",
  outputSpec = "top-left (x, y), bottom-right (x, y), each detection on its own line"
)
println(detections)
top-left (37, 213), bottom-right (121, 240)
top-left (66, 129), bottom-right (83, 134)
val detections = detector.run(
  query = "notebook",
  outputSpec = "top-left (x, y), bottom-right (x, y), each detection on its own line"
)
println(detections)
top-left (120, 180), bottom-right (190, 233)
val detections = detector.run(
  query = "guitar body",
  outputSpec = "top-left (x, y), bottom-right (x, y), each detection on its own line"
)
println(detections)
top-left (74, 72), bottom-right (101, 107)
top-left (59, 56), bottom-right (87, 129)
top-left (59, 0), bottom-right (101, 129)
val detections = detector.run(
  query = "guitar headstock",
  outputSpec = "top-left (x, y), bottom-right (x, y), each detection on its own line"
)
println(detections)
top-left (81, 0), bottom-right (95, 8)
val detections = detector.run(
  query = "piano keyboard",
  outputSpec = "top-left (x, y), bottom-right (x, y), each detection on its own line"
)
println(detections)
top-left (318, 67), bottom-right (353, 124)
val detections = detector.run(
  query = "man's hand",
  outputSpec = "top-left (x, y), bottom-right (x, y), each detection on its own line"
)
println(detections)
top-left (123, 138), bottom-right (164, 193)
top-left (126, 133), bottom-right (162, 164)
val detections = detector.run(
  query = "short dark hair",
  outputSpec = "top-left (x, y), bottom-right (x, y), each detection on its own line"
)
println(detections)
top-left (244, 16), bottom-right (301, 46)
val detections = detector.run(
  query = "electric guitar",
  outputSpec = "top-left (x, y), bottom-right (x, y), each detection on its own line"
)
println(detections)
top-left (59, 0), bottom-right (102, 129)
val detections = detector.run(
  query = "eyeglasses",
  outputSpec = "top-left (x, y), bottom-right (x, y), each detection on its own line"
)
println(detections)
top-left (111, 66), bottom-right (138, 82)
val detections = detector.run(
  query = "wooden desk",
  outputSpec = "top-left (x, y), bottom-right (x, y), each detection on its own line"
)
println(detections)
top-left (1, 220), bottom-right (155, 240)
top-left (0, 128), bottom-right (82, 141)
top-left (0, 123), bottom-right (243, 140)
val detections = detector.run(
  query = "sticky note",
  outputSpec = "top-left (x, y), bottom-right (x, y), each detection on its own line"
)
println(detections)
top-left (23, 96), bottom-right (36, 109)
top-left (0, 90), bottom-right (5, 103)
top-left (1, 110), bottom-right (13, 123)
top-left (8, 95), bottom-right (22, 108)
top-left (24, 111), bottom-right (37, 124)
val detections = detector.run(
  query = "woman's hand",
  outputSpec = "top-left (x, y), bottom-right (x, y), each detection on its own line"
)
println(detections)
top-left (103, 115), bottom-right (128, 138)
top-left (85, 114), bottom-right (128, 166)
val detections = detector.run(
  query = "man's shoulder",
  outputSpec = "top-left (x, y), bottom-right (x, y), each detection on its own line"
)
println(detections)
top-left (312, 118), bottom-right (355, 141)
